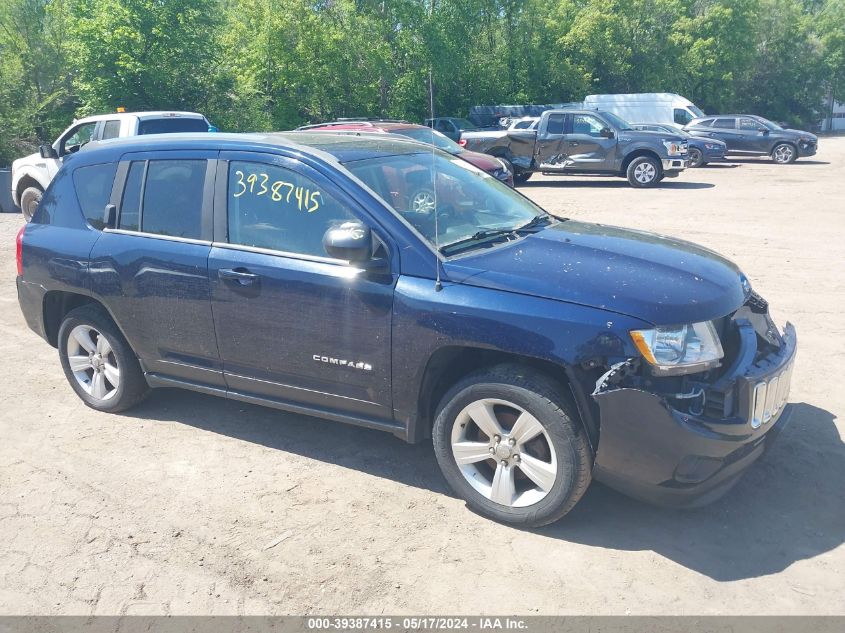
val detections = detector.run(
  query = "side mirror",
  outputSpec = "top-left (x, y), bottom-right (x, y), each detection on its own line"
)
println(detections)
top-left (39, 144), bottom-right (58, 159)
top-left (600, 127), bottom-right (614, 139)
top-left (323, 221), bottom-right (373, 263)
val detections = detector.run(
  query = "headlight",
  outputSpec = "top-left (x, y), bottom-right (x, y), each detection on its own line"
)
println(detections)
top-left (630, 321), bottom-right (724, 375)
top-left (662, 140), bottom-right (685, 156)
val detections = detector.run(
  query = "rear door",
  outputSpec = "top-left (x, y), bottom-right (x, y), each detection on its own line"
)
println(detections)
top-left (208, 151), bottom-right (396, 420)
top-left (560, 112), bottom-right (617, 172)
top-left (89, 150), bottom-right (223, 386)
top-left (535, 113), bottom-right (567, 168)
top-left (705, 117), bottom-right (741, 149)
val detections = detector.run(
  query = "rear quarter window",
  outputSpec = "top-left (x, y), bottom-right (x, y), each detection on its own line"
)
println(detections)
top-left (72, 163), bottom-right (117, 229)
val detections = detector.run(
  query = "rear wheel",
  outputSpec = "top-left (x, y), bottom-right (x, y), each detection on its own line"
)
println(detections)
top-left (58, 305), bottom-right (149, 412)
top-left (20, 186), bottom-right (43, 222)
top-left (626, 156), bottom-right (662, 187)
top-left (432, 366), bottom-right (592, 527)
top-left (772, 142), bottom-right (797, 164)
top-left (513, 171), bottom-right (532, 185)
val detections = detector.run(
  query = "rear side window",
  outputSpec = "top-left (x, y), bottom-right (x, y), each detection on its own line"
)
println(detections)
top-left (118, 159), bottom-right (206, 238)
top-left (72, 163), bottom-right (117, 230)
top-left (101, 120), bottom-right (121, 140)
top-left (713, 118), bottom-right (736, 129)
top-left (138, 118), bottom-right (209, 135)
top-left (546, 114), bottom-right (565, 135)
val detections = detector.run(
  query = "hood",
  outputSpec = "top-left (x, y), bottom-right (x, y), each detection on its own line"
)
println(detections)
top-left (444, 221), bottom-right (749, 325)
top-left (458, 150), bottom-right (505, 172)
top-left (11, 151), bottom-right (40, 170)
top-left (620, 129), bottom-right (685, 143)
top-left (781, 128), bottom-right (817, 140)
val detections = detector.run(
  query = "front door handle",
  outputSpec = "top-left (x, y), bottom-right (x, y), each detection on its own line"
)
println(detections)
top-left (218, 268), bottom-right (259, 286)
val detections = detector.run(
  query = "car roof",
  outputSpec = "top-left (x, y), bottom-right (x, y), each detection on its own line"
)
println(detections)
top-left (74, 111), bottom-right (207, 123)
top-left (299, 121), bottom-right (425, 133)
top-left (78, 131), bottom-right (433, 166)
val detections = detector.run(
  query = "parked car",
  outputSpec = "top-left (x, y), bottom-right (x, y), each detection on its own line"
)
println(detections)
top-left (11, 110), bottom-right (213, 221)
top-left (684, 115), bottom-right (818, 164)
top-left (423, 117), bottom-right (479, 142)
top-left (296, 120), bottom-right (513, 191)
top-left (479, 109), bottom-right (688, 186)
top-left (16, 131), bottom-right (795, 527)
top-left (632, 123), bottom-right (727, 167)
top-left (460, 117), bottom-right (539, 152)
top-left (584, 93), bottom-right (706, 127)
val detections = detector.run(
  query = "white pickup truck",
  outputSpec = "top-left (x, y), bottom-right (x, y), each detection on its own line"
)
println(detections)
top-left (12, 110), bottom-right (212, 220)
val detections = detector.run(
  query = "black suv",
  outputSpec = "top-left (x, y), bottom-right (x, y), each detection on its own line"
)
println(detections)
top-left (16, 132), bottom-right (796, 527)
top-left (684, 115), bottom-right (818, 164)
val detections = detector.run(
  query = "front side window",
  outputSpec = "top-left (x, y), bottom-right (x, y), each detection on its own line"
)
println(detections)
top-left (344, 151), bottom-right (543, 255)
top-left (546, 114), bottom-right (565, 135)
top-left (73, 163), bottom-right (117, 229)
top-left (674, 108), bottom-right (694, 125)
top-left (117, 159), bottom-right (206, 238)
top-left (61, 122), bottom-right (97, 155)
top-left (571, 114), bottom-right (605, 136)
top-left (740, 117), bottom-right (765, 131)
top-left (713, 118), bottom-right (736, 129)
top-left (226, 161), bottom-right (355, 258)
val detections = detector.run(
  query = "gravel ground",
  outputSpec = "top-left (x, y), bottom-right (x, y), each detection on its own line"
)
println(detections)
top-left (0, 140), bottom-right (843, 615)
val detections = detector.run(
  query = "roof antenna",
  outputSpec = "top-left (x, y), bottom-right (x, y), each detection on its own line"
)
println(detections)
top-left (429, 67), bottom-right (442, 292)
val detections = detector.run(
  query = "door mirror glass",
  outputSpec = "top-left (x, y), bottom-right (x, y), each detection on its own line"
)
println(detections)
top-left (39, 144), bottom-right (58, 159)
top-left (323, 222), bottom-right (373, 262)
top-left (600, 127), bottom-right (614, 139)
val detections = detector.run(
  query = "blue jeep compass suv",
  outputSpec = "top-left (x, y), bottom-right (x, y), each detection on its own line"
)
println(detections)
top-left (15, 132), bottom-right (796, 526)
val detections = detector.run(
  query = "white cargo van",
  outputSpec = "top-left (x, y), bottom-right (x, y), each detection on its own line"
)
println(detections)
top-left (583, 93), bottom-right (705, 128)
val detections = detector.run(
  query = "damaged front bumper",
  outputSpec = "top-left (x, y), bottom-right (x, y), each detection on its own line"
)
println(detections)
top-left (591, 319), bottom-right (797, 507)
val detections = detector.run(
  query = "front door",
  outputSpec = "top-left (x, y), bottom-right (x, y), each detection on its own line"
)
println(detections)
top-left (209, 152), bottom-right (396, 421)
top-left (560, 113), bottom-right (617, 171)
top-left (737, 117), bottom-right (770, 154)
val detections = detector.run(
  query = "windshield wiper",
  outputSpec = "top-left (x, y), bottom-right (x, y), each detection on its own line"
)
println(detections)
top-left (514, 213), bottom-right (553, 232)
top-left (439, 227), bottom-right (519, 255)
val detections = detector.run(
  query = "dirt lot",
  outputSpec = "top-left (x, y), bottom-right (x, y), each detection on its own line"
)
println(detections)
top-left (1, 140), bottom-right (844, 616)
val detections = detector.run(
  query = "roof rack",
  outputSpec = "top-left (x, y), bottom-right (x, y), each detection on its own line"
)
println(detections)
top-left (296, 118), bottom-right (409, 130)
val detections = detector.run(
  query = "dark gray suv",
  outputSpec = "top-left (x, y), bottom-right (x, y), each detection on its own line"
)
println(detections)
top-left (684, 115), bottom-right (818, 164)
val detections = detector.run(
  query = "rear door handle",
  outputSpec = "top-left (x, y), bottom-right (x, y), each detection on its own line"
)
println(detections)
top-left (218, 268), bottom-right (259, 286)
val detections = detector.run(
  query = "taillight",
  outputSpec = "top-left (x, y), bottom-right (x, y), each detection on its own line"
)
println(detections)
top-left (15, 225), bottom-right (25, 276)
top-left (458, 139), bottom-right (467, 147)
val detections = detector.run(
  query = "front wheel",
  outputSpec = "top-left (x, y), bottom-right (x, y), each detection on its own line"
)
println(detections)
top-left (20, 186), bottom-right (43, 222)
top-left (626, 156), bottom-right (662, 187)
top-left (58, 305), bottom-right (149, 412)
top-left (513, 171), bottom-right (532, 185)
top-left (772, 142), bottom-right (797, 164)
top-left (432, 366), bottom-right (592, 527)
top-left (687, 147), bottom-right (704, 168)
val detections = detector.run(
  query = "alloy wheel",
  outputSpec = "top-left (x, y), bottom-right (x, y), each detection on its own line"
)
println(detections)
top-left (66, 324), bottom-right (120, 401)
top-left (450, 398), bottom-right (557, 507)
top-left (410, 189), bottom-right (436, 214)
top-left (633, 162), bottom-right (657, 184)
top-left (773, 144), bottom-right (794, 164)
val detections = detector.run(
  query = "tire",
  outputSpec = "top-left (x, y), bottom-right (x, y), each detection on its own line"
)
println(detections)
top-left (513, 171), bottom-right (532, 185)
top-left (20, 186), bottom-right (43, 222)
top-left (432, 365), bottom-right (592, 527)
top-left (408, 186), bottom-right (436, 214)
top-left (771, 142), bottom-right (797, 164)
top-left (626, 156), bottom-right (662, 188)
top-left (58, 304), bottom-right (149, 413)
top-left (687, 147), bottom-right (704, 168)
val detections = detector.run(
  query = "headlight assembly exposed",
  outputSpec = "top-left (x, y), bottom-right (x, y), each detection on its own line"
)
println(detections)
top-left (662, 140), bottom-right (685, 156)
top-left (630, 321), bottom-right (724, 375)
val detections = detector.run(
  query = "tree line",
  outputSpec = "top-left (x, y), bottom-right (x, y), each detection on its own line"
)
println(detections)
top-left (1, 0), bottom-right (843, 166)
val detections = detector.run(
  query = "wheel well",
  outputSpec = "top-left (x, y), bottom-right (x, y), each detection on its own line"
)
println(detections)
top-left (621, 149), bottom-right (661, 174)
top-left (42, 291), bottom-right (101, 347)
top-left (416, 346), bottom-right (598, 447)
top-left (771, 140), bottom-right (797, 153)
top-left (16, 174), bottom-right (43, 199)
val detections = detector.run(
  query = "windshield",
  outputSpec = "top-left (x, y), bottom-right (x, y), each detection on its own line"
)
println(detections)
top-left (756, 116), bottom-right (783, 131)
top-left (689, 105), bottom-right (705, 118)
top-left (393, 128), bottom-right (462, 154)
top-left (455, 118), bottom-right (478, 131)
top-left (601, 111), bottom-right (632, 131)
top-left (343, 151), bottom-right (545, 254)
